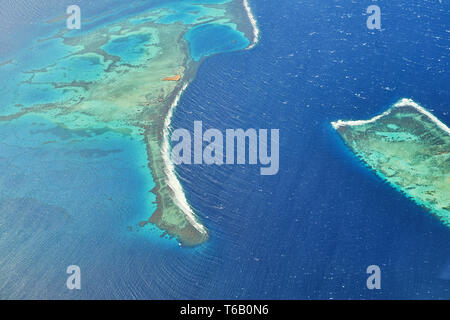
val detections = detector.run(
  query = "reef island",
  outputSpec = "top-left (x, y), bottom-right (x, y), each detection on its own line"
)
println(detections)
top-left (332, 99), bottom-right (450, 227)
top-left (0, 0), bottom-right (258, 246)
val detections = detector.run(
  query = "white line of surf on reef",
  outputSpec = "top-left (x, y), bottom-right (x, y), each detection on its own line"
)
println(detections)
top-left (396, 99), bottom-right (450, 135)
top-left (158, 1), bottom-right (260, 239)
top-left (162, 82), bottom-right (208, 237)
top-left (331, 98), bottom-right (450, 136)
top-left (243, 0), bottom-right (260, 49)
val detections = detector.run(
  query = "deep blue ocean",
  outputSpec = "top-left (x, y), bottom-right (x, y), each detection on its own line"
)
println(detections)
top-left (0, 0), bottom-right (449, 299)
top-left (172, 0), bottom-right (450, 299)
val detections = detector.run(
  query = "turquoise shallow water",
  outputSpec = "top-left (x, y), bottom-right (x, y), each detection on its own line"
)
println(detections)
top-left (185, 23), bottom-right (250, 61)
top-left (0, 0), bottom-right (254, 298)
top-left (103, 34), bottom-right (155, 66)
top-left (2, 0), bottom-right (448, 300)
top-left (0, 111), bottom-right (184, 298)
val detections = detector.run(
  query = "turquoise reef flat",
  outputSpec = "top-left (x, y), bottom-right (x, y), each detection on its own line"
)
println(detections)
top-left (0, 0), bottom-right (257, 246)
top-left (333, 99), bottom-right (450, 227)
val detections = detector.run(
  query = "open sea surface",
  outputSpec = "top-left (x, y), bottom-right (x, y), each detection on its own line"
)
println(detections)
top-left (0, 0), bottom-right (449, 299)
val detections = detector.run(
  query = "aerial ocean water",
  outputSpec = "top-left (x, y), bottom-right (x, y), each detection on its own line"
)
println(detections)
top-left (0, 0), bottom-right (449, 299)
top-left (172, 0), bottom-right (450, 299)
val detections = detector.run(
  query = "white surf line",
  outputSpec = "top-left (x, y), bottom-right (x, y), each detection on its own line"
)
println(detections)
top-left (395, 98), bottom-right (450, 135)
top-left (243, 0), bottom-right (260, 49)
top-left (157, 2), bottom-right (259, 237)
top-left (332, 98), bottom-right (450, 136)
top-left (331, 110), bottom-right (392, 129)
top-left (161, 82), bottom-right (208, 236)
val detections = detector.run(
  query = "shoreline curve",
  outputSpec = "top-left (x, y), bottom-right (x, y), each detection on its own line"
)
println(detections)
top-left (157, 0), bottom-right (260, 245)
